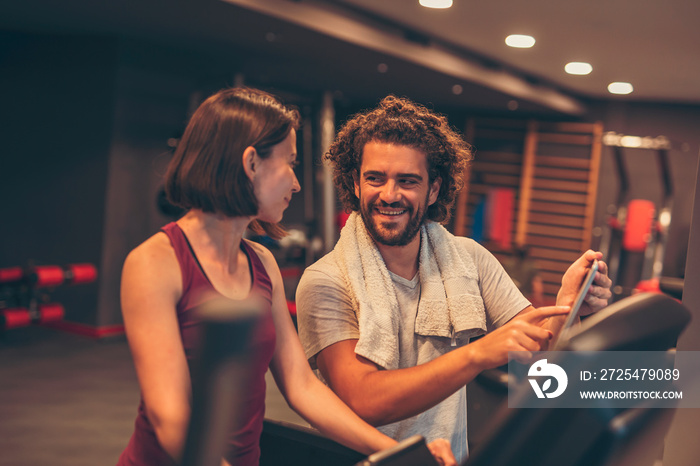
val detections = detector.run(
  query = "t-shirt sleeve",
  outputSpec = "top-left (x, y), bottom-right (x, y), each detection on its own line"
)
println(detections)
top-left (296, 265), bottom-right (360, 370)
top-left (467, 239), bottom-right (531, 330)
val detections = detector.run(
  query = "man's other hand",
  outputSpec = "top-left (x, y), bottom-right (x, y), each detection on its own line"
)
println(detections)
top-left (558, 250), bottom-right (612, 316)
top-left (427, 438), bottom-right (457, 466)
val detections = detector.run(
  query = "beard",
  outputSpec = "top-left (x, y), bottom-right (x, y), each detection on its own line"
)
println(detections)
top-left (359, 193), bottom-right (430, 247)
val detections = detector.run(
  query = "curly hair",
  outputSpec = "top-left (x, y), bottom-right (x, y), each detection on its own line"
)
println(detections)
top-left (325, 95), bottom-right (472, 224)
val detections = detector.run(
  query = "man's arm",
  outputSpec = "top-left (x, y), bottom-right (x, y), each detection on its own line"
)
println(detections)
top-left (316, 306), bottom-right (569, 426)
top-left (311, 249), bottom-right (610, 426)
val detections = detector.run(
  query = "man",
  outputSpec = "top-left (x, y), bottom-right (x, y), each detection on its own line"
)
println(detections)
top-left (296, 96), bottom-right (611, 462)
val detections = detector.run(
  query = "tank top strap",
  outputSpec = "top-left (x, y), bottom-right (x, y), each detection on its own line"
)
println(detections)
top-left (240, 239), bottom-right (273, 298)
top-left (160, 222), bottom-right (209, 297)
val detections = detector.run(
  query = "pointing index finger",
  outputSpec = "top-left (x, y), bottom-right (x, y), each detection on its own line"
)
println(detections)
top-left (522, 306), bottom-right (571, 324)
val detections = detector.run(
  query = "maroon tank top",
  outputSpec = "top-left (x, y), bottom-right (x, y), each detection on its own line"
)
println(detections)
top-left (117, 222), bottom-right (276, 466)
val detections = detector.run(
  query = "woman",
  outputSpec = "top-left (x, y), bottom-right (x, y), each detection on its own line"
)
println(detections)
top-left (116, 87), bottom-right (455, 466)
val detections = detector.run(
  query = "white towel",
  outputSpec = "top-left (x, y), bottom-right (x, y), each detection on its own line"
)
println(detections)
top-left (332, 212), bottom-right (486, 370)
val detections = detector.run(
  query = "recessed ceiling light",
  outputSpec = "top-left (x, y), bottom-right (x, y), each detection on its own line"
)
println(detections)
top-left (505, 35), bottom-right (535, 48)
top-left (419, 0), bottom-right (452, 8)
top-left (452, 84), bottom-right (463, 95)
top-left (377, 63), bottom-right (389, 73)
top-left (608, 82), bottom-right (634, 95)
top-left (565, 62), bottom-right (593, 75)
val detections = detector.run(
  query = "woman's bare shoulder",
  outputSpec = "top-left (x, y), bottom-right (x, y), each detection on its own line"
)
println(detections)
top-left (125, 231), bottom-right (173, 264)
top-left (122, 232), bottom-right (181, 291)
top-left (243, 239), bottom-right (281, 277)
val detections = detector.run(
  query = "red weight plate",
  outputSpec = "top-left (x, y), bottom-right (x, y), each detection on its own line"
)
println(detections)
top-left (0, 267), bottom-right (23, 283)
top-left (67, 263), bottom-right (98, 284)
top-left (38, 303), bottom-right (65, 323)
top-left (34, 266), bottom-right (65, 287)
top-left (2, 308), bottom-right (31, 329)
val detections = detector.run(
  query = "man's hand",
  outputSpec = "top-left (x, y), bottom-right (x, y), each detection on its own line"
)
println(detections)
top-left (427, 438), bottom-right (457, 466)
top-left (469, 306), bottom-right (570, 368)
top-left (557, 250), bottom-right (612, 316)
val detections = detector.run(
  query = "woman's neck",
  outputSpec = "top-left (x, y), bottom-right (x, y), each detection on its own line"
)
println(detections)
top-left (177, 210), bottom-right (251, 271)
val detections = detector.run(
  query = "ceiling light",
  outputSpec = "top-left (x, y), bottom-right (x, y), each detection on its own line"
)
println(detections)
top-left (452, 84), bottom-right (463, 95)
top-left (419, 0), bottom-right (453, 8)
top-left (565, 62), bottom-right (592, 75)
top-left (620, 136), bottom-right (642, 147)
top-left (505, 35), bottom-right (535, 48)
top-left (608, 82), bottom-right (634, 95)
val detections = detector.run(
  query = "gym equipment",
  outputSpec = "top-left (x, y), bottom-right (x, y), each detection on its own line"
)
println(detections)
top-left (181, 298), bottom-right (262, 466)
top-left (0, 308), bottom-right (32, 330)
top-left (0, 267), bottom-right (23, 283)
top-left (355, 435), bottom-right (437, 466)
top-left (182, 298), bottom-right (369, 466)
top-left (0, 263), bottom-right (97, 331)
top-left (260, 419), bottom-right (364, 466)
top-left (464, 293), bottom-right (690, 466)
top-left (599, 132), bottom-right (676, 301)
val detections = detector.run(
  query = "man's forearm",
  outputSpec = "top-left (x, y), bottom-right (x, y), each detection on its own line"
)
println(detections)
top-left (318, 342), bottom-right (483, 426)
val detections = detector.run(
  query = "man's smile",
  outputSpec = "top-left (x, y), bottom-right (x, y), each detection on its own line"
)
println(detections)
top-left (375, 208), bottom-right (407, 216)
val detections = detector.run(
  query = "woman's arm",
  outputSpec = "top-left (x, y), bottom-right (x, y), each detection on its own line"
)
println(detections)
top-left (250, 244), bottom-right (396, 455)
top-left (120, 234), bottom-right (191, 462)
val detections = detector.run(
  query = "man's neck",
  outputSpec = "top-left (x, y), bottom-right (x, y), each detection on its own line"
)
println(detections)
top-left (375, 233), bottom-right (421, 281)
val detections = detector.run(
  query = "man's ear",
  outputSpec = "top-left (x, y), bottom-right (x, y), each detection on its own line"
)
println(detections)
top-left (428, 177), bottom-right (442, 206)
top-left (242, 146), bottom-right (258, 181)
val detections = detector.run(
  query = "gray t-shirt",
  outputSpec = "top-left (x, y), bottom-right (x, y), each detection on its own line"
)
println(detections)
top-left (296, 236), bottom-right (529, 462)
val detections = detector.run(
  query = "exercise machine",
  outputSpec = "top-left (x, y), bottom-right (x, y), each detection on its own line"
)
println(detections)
top-left (465, 293), bottom-right (691, 466)
top-left (598, 132), bottom-right (675, 301)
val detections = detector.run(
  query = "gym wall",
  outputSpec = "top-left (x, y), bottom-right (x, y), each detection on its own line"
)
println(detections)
top-left (0, 32), bottom-right (117, 327)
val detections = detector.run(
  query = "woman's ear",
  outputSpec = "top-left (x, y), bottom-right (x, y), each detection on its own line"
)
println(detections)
top-left (242, 146), bottom-right (258, 181)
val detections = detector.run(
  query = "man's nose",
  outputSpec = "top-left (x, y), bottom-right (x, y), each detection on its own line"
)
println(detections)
top-left (379, 181), bottom-right (401, 204)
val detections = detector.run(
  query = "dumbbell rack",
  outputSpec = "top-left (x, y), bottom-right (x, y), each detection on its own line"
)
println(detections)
top-left (0, 263), bottom-right (97, 331)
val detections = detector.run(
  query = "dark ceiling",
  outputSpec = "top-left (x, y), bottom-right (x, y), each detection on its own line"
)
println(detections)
top-left (4, 0), bottom-right (696, 119)
top-left (0, 0), bottom-right (588, 118)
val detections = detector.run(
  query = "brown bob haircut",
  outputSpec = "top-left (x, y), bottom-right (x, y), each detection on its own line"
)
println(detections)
top-left (165, 87), bottom-right (300, 239)
top-left (325, 95), bottom-right (472, 224)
